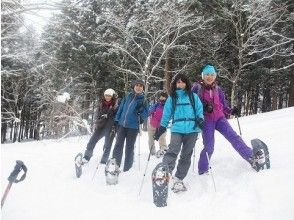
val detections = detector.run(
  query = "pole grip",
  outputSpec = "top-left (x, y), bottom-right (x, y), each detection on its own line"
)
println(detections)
top-left (8, 160), bottom-right (27, 183)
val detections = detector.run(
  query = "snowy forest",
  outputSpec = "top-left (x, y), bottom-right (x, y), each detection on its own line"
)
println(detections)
top-left (1, 0), bottom-right (294, 143)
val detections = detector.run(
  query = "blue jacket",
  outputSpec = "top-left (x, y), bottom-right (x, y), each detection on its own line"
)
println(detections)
top-left (115, 92), bottom-right (148, 129)
top-left (160, 89), bottom-right (203, 134)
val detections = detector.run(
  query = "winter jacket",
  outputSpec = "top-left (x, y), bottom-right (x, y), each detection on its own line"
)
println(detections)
top-left (94, 99), bottom-right (118, 129)
top-left (148, 101), bottom-right (165, 128)
top-left (191, 82), bottom-right (231, 122)
top-left (115, 92), bottom-right (148, 129)
top-left (160, 89), bottom-right (203, 134)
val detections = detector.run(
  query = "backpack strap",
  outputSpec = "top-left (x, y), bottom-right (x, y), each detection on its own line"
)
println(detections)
top-left (171, 92), bottom-right (197, 128)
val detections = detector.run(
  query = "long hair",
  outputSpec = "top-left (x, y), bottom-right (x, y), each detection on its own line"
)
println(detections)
top-left (169, 73), bottom-right (192, 98)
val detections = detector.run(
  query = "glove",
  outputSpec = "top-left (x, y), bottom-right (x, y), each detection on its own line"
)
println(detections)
top-left (139, 117), bottom-right (144, 124)
top-left (231, 106), bottom-right (240, 117)
top-left (197, 118), bottom-right (204, 130)
top-left (153, 126), bottom-right (166, 141)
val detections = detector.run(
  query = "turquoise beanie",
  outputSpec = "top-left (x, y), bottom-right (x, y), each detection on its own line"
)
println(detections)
top-left (201, 64), bottom-right (216, 78)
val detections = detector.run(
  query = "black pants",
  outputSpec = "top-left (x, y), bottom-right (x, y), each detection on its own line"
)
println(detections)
top-left (112, 126), bottom-right (138, 172)
top-left (84, 120), bottom-right (115, 164)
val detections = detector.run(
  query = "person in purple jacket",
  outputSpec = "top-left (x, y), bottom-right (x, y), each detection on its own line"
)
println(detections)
top-left (192, 64), bottom-right (264, 174)
top-left (148, 91), bottom-right (168, 157)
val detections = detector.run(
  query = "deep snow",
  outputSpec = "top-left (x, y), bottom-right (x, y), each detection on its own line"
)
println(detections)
top-left (1, 107), bottom-right (294, 220)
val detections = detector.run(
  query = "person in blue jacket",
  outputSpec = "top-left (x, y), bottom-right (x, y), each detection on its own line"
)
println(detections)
top-left (154, 73), bottom-right (204, 192)
top-left (111, 79), bottom-right (148, 172)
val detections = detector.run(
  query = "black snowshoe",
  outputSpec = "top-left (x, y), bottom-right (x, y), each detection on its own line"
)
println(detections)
top-left (74, 153), bottom-right (83, 178)
top-left (250, 138), bottom-right (270, 172)
top-left (152, 163), bottom-right (170, 207)
top-left (105, 158), bottom-right (120, 185)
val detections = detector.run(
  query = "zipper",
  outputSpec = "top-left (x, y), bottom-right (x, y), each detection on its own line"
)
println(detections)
top-left (123, 94), bottom-right (137, 126)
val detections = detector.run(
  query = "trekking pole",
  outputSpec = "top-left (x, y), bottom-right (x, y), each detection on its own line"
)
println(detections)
top-left (1, 160), bottom-right (27, 208)
top-left (236, 116), bottom-right (242, 136)
top-left (138, 143), bottom-right (153, 196)
top-left (137, 115), bottom-right (141, 171)
top-left (192, 136), bottom-right (199, 172)
top-left (205, 152), bottom-right (216, 192)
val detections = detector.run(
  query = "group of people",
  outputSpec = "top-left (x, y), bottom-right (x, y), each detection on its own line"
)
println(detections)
top-left (79, 64), bottom-right (265, 192)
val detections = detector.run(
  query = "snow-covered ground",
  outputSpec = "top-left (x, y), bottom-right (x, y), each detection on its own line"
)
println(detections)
top-left (2, 107), bottom-right (294, 220)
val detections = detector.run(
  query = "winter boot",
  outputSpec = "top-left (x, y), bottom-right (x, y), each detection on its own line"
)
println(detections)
top-left (171, 177), bottom-right (187, 193)
top-left (250, 149), bottom-right (265, 172)
top-left (156, 149), bottom-right (166, 158)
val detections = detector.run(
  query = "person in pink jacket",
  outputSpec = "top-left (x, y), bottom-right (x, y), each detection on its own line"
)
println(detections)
top-left (148, 91), bottom-right (168, 157)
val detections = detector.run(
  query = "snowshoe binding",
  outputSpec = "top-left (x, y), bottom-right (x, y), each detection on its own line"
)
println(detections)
top-left (152, 162), bottom-right (170, 207)
top-left (250, 138), bottom-right (270, 172)
top-left (105, 158), bottom-right (120, 185)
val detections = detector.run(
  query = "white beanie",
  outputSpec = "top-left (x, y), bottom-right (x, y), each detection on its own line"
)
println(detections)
top-left (104, 88), bottom-right (116, 97)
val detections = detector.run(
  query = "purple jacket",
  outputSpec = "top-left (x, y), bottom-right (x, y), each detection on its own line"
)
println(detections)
top-left (148, 101), bottom-right (165, 128)
top-left (192, 82), bottom-right (231, 122)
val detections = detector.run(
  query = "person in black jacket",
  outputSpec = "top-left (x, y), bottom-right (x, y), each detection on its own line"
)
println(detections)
top-left (82, 88), bottom-right (119, 164)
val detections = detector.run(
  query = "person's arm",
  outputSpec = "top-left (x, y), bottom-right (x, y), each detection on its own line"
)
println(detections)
top-left (160, 96), bottom-right (172, 128)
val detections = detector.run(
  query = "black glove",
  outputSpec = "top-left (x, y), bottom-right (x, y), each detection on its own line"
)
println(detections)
top-left (231, 106), bottom-right (240, 117)
top-left (139, 117), bottom-right (144, 124)
top-left (153, 126), bottom-right (166, 141)
top-left (197, 118), bottom-right (204, 130)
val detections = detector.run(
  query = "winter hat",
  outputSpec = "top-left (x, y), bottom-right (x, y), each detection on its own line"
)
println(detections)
top-left (201, 64), bottom-right (217, 79)
top-left (132, 79), bottom-right (145, 90)
top-left (157, 90), bottom-right (168, 99)
top-left (104, 88), bottom-right (116, 97)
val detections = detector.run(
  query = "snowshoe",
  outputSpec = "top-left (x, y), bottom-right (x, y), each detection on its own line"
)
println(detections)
top-left (74, 153), bottom-right (83, 178)
top-left (105, 158), bottom-right (120, 185)
top-left (152, 162), bottom-right (170, 207)
top-left (250, 138), bottom-right (270, 172)
top-left (171, 177), bottom-right (187, 193)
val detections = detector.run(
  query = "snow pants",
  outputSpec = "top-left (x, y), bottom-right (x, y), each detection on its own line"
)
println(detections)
top-left (198, 117), bottom-right (253, 174)
top-left (163, 132), bottom-right (198, 180)
top-left (112, 126), bottom-right (138, 172)
top-left (84, 120), bottom-right (115, 164)
top-left (147, 122), bottom-right (167, 154)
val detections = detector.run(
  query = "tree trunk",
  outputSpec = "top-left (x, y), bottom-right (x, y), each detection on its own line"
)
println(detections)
top-left (164, 49), bottom-right (172, 94)
top-left (288, 73), bottom-right (294, 107)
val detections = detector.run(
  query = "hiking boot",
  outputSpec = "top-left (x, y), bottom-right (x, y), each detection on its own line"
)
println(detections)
top-left (171, 177), bottom-right (187, 193)
top-left (249, 149), bottom-right (265, 171)
top-left (156, 149), bottom-right (167, 158)
top-left (80, 155), bottom-right (90, 165)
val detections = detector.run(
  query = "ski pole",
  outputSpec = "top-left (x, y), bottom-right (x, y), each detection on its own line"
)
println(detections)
top-left (1, 160), bottom-right (27, 208)
top-left (236, 116), bottom-right (242, 136)
top-left (205, 152), bottom-right (216, 192)
top-left (138, 142), bottom-right (154, 196)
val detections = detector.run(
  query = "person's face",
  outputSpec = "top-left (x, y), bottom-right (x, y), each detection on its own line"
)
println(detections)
top-left (176, 79), bottom-right (186, 89)
top-left (134, 83), bottom-right (144, 94)
top-left (159, 96), bottom-right (167, 102)
top-left (203, 73), bottom-right (216, 85)
top-left (104, 95), bottom-right (112, 102)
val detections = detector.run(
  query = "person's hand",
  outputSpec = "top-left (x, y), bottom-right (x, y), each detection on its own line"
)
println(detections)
top-left (153, 126), bottom-right (166, 141)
